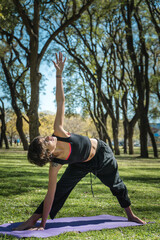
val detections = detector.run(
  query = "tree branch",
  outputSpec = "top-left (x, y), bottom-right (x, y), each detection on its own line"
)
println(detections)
top-left (12, 0), bottom-right (36, 38)
top-left (38, 0), bottom-right (95, 65)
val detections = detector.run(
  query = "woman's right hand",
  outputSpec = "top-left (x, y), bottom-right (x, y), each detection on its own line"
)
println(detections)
top-left (12, 221), bottom-right (35, 231)
top-left (52, 52), bottom-right (66, 75)
top-left (12, 213), bottom-right (41, 231)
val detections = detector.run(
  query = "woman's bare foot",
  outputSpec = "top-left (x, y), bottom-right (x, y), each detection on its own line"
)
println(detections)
top-left (128, 214), bottom-right (146, 224)
top-left (125, 206), bottom-right (146, 225)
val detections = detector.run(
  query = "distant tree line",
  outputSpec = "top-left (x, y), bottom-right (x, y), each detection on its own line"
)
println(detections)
top-left (0, 110), bottom-right (99, 146)
top-left (0, 0), bottom-right (159, 157)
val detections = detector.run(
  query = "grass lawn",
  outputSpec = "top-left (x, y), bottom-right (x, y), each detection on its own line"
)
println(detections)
top-left (0, 146), bottom-right (160, 240)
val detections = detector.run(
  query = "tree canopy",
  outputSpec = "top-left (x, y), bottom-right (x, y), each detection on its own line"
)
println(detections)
top-left (0, 0), bottom-right (159, 157)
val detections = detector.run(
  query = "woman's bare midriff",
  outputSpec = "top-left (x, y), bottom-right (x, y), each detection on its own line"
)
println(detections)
top-left (83, 138), bottom-right (98, 162)
top-left (54, 138), bottom-right (98, 162)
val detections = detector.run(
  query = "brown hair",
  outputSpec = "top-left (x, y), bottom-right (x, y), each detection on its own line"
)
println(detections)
top-left (27, 136), bottom-right (51, 167)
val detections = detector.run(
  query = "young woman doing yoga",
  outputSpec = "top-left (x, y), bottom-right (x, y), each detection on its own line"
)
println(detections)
top-left (14, 52), bottom-right (146, 231)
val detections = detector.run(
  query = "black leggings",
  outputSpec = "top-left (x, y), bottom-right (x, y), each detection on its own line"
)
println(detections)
top-left (34, 140), bottom-right (131, 219)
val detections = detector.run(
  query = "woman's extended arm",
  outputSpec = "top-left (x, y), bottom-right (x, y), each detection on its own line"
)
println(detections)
top-left (52, 52), bottom-right (66, 135)
top-left (13, 163), bottom-right (62, 231)
top-left (39, 163), bottom-right (62, 229)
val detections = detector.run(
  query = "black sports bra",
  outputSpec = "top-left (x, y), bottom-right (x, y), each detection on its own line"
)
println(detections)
top-left (51, 133), bottom-right (91, 165)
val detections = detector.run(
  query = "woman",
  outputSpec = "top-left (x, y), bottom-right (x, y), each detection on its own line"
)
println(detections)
top-left (15, 52), bottom-right (146, 231)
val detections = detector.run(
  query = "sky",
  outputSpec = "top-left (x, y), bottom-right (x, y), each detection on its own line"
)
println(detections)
top-left (39, 63), bottom-right (57, 113)
top-left (0, 62), bottom-right (57, 114)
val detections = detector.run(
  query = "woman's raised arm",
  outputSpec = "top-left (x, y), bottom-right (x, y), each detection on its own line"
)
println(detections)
top-left (52, 52), bottom-right (66, 134)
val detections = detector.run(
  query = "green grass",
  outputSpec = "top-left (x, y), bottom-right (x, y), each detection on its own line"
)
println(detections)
top-left (0, 147), bottom-right (160, 240)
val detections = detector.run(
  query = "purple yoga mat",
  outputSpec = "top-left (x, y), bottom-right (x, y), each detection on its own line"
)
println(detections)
top-left (0, 215), bottom-right (143, 238)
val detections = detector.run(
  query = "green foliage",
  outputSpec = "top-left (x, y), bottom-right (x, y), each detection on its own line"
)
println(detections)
top-left (150, 75), bottom-right (160, 94)
top-left (0, 147), bottom-right (160, 239)
top-left (0, 0), bottom-right (19, 31)
top-left (149, 104), bottom-right (160, 122)
top-left (54, 0), bottom-right (159, 124)
top-left (39, 112), bottom-right (55, 136)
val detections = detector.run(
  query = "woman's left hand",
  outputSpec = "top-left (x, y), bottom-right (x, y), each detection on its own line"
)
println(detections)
top-left (52, 52), bottom-right (66, 74)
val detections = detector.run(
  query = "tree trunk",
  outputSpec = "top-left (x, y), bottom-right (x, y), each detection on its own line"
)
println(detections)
top-left (0, 130), bottom-right (9, 149)
top-left (128, 125), bottom-right (134, 154)
top-left (0, 100), bottom-right (9, 149)
top-left (98, 124), bottom-right (112, 149)
top-left (106, 134), bottom-right (112, 150)
top-left (123, 119), bottom-right (128, 154)
top-left (121, 2), bottom-right (149, 158)
top-left (28, 0), bottom-right (41, 142)
top-left (16, 114), bottom-right (28, 150)
top-left (139, 111), bottom-right (148, 157)
top-left (4, 133), bottom-right (9, 149)
top-left (91, 110), bottom-right (113, 150)
top-left (99, 128), bottom-right (107, 142)
top-left (1, 58), bottom-right (29, 150)
top-left (0, 135), bottom-right (2, 148)
top-left (112, 120), bottom-right (120, 155)
top-left (147, 122), bottom-right (158, 158)
top-left (28, 70), bottom-right (41, 142)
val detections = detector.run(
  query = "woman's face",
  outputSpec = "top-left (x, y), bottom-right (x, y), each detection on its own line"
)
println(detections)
top-left (42, 136), bottom-right (57, 154)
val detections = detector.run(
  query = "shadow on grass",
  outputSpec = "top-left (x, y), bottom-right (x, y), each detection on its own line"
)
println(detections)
top-left (0, 168), bottom-right (65, 197)
top-left (116, 155), bottom-right (160, 162)
top-left (121, 175), bottom-right (160, 184)
top-left (1, 165), bottom-right (159, 197)
top-left (1, 150), bottom-right (159, 199)
top-left (0, 155), bottom-right (27, 161)
top-left (0, 165), bottom-right (91, 197)
top-left (91, 172), bottom-right (160, 185)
